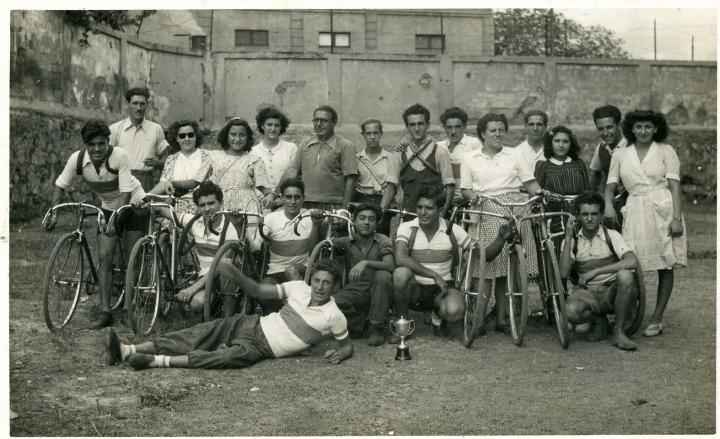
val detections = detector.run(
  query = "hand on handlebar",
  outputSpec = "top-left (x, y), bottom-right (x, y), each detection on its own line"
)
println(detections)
top-left (43, 210), bottom-right (58, 231)
top-left (310, 209), bottom-right (325, 225)
top-left (498, 222), bottom-right (516, 243)
top-left (565, 215), bottom-right (577, 238)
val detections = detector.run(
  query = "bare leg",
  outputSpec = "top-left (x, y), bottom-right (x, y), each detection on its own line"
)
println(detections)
top-left (494, 277), bottom-right (508, 325)
top-left (650, 269), bottom-right (674, 324)
top-left (612, 270), bottom-right (638, 350)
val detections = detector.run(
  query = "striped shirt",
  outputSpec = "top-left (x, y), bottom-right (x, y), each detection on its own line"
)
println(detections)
top-left (562, 228), bottom-right (631, 285)
top-left (55, 148), bottom-right (145, 210)
top-left (260, 280), bottom-right (348, 358)
top-left (249, 209), bottom-right (315, 274)
top-left (180, 214), bottom-right (238, 276)
top-left (396, 218), bottom-right (471, 285)
top-left (534, 157), bottom-right (590, 196)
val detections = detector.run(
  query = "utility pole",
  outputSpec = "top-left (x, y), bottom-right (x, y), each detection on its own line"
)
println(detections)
top-left (653, 19), bottom-right (657, 60)
top-left (691, 35), bottom-right (695, 61)
top-left (330, 9), bottom-right (334, 54)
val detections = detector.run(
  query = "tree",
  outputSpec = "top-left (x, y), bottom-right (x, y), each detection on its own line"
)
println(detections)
top-left (63, 10), bottom-right (156, 47)
top-left (494, 9), bottom-right (630, 59)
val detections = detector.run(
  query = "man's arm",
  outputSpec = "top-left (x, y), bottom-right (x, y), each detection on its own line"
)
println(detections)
top-left (441, 183), bottom-right (455, 217)
top-left (380, 183), bottom-right (397, 210)
top-left (176, 274), bottom-right (207, 302)
top-left (589, 170), bottom-right (603, 192)
top-left (342, 175), bottom-right (356, 206)
top-left (558, 216), bottom-right (576, 279)
top-left (579, 252), bottom-right (638, 287)
top-left (323, 336), bottom-right (353, 364)
top-left (216, 262), bottom-right (282, 300)
top-left (43, 186), bottom-right (66, 230)
top-left (348, 253), bottom-right (394, 283)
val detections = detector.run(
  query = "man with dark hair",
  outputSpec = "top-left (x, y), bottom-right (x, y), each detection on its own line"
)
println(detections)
top-left (109, 86), bottom-right (169, 191)
top-left (388, 103), bottom-right (454, 218)
top-left (253, 107), bottom-right (297, 196)
top-left (559, 191), bottom-right (639, 351)
top-left (102, 259), bottom-right (353, 369)
top-left (589, 106), bottom-right (628, 225)
top-left (437, 106), bottom-right (482, 204)
top-left (280, 105), bottom-right (357, 211)
top-left (332, 203), bottom-right (395, 346)
top-left (515, 109), bottom-right (548, 170)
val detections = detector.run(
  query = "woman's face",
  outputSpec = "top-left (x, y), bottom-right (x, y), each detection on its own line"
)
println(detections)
top-left (176, 125), bottom-right (197, 153)
top-left (262, 117), bottom-right (282, 141)
top-left (551, 132), bottom-right (571, 160)
top-left (632, 120), bottom-right (657, 144)
top-left (482, 121), bottom-right (506, 150)
top-left (228, 125), bottom-right (248, 151)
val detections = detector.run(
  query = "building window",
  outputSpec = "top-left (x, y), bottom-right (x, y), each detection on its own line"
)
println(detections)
top-left (235, 30), bottom-right (269, 47)
top-left (318, 32), bottom-right (350, 48)
top-left (191, 35), bottom-right (207, 51)
top-left (416, 34), bottom-right (445, 50)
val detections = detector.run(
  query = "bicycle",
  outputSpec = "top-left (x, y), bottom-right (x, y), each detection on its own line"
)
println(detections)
top-left (291, 208), bottom-right (353, 285)
top-left (382, 208), bottom-right (418, 241)
top-left (41, 202), bottom-right (125, 332)
top-left (125, 194), bottom-right (201, 336)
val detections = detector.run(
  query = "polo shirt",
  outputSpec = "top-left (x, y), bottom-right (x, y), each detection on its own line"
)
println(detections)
top-left (55, 148), bottom-right (145, 210)
top-left (396, 218), bottom-right (470, 285)
top-left (249, 208), bottom-right (315, 274)
top-left (252, 140), bottom-right (298, 191)
top-left (438, 134), bottom-right (483, 196)
top-left (180, 214), bottom-right (238, 276)
top-left (109, 117), bottom-right (169, 171)
top-left (334, 233), bottom-right (394, 283)
top-left (460, 147), bottom-right (535, 196)
top-left (515, 140), bottom-right (546, 171)
top-left (260, 280), bottom-right (348, 358)
top-left (354, 148), bottom-right (401, 195)
top-left (563, 228), bottom-right (631, 285)
top-left (291, 134), bottom-right (358, 203)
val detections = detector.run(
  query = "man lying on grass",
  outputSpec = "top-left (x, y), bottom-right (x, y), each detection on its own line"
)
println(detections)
top-left (103, 259), bottom-right (352, 369)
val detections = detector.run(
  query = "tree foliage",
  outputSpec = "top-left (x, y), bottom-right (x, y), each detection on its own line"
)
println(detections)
top-left (494, 9), bottom-right (630, 59)
top-left (63, 10), bottom-right (156, 47)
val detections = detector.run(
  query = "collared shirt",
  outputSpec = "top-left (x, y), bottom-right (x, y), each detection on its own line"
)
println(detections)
top-left (161, 149), bottom-right (211, 183)
top-left (589, 137), bottom-right (628, 172)
top-left (252, 139), bottom-right (298, 191)
top-left (260, 280), bottom-right (348, 358)
top-left (354, 148), bottom-right (401, 195)
top-left (563, 228), bottom-right (631, 285)
top-left (109, 117), bottom-right (169, 171)
top-left (180, 214), bottom-right (238, 276)
top-left (460, 147), bottom-right (535, 196)
top-left (249, 208), bottom-right (315, 274)
top-left (515, 140), bottom-right (546, 170)
top-left (334, 233), bottom-right (394, 283)
top-left (392, 136), bottom-right (455, 187)
top-left (55, 148), bottom-right (145, 210)
top-left (396, 218), bottom-right (470, 285)
top-left (438, 134), bottom-right (483, 196)
top-left (291, 134), bottom-right (358, 203)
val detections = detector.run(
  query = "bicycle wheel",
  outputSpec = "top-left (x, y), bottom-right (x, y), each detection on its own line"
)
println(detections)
top-left (43, 233), bottom-right (85, 332)
top-left (126, 236), bottom-right (160, 336)
top-left (543, 240), bottom-right (570, 349)
top-left (507, 244), bottom-right (529, 346)
top-left (204, 241), bottom-right (253, 322)
top-left (463, 246), bottom-right (489, 348)
top-left (304, 241), bottom-right (335, 285)
top-left (625, 266), bottom-right (647, 336)
top-left (156, 231), bottom-right (175, 316)
top-left (109, 238), bottom-right (126, 311)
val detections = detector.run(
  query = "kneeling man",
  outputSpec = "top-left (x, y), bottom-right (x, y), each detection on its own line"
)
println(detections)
top-left (559, 191), bottom-right (639, 351)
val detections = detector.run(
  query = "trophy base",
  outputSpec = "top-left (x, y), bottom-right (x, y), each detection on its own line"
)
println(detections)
top-left (395, 346), bottom-right (412, 361)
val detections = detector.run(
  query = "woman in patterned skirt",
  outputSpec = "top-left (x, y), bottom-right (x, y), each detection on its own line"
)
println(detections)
top-left (604, 110), bottom-right (686, 337)
top-left (460, 113), bottom-right (545, 333)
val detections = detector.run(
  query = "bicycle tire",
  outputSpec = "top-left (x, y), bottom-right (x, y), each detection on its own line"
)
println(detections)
top-left (507, 244), bottom-right (529, 346)
top-left (204, 241), bottom-right (253, 322)
top-left (463, 246), bottom-right (489, 348)
top-left (156, 232), bottom-right (174, 316)
top-left (544, 239), bottom-right (570, 349)
top-left (43, 233), bottom-right (84, 332)
top-left (625, 266), bottom-right (647, 336)
top-left (109, 238), bottom-right (126, 311)
top-left (304, 241), bottom-right (334, 284)
top-left (126, 236), bottom-right (160, 336)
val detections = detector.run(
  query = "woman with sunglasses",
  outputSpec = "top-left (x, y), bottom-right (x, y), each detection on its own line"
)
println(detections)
top-left (149, 119), bottom-right (211, 214)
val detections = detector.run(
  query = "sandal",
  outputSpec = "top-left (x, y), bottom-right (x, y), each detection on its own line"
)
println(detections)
top-left (642, 323), bottom-right (663, 337)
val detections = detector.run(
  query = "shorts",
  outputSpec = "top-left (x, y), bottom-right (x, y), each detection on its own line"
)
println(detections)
top-left (571, 282), bottom-right (618, 315)
top-left (408, 282), bottom-right (441, 312)
top-left (102, 207), bottom-right (147, 232)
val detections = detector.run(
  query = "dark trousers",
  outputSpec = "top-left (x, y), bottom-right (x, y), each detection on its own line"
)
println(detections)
top-left (334, 270), bottom-right (392, 336)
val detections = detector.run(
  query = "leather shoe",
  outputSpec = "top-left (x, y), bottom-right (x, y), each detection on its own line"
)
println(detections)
top-left (90, 311), bottom-right (113, 330)
top-left (127, 353), bottom-right (154, 370)
top-left (103, 328), bottom-right (122, 365)
top-left (368, 325), bottom-right (387, 346)
top-left (432, 320), bottom-right (450, 337)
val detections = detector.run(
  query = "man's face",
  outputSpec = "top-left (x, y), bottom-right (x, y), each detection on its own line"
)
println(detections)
top-left (196, 194), bottom-right (222, 222)
top-left (361, 123), bottom-right (383, 149)
top-left (262, 117), bottom-right (282, 142)
top-left (282, 186), bottom-right (304, 218)
top-left (313, 110), bottom-right (335, 139)
top-left (595, 117), bottom-right (621, 147)
top-left (578, 203), bottom-right (602, 234)
top-left (525, 115), bottom-right (546, 142)
top-left (86, 135), bottom-right (110, 163)
top-left (354, 209), bottom-right (378, 237)
top-left (128, 95), bottom-right (148, 122)
top-left (406, 114), bottom-right (428, 143)
top-left (416, 197), bottom-right (440, 227)
top-left (310, 269), bottom-right (337, 303)
top-left (443, 117), bottom-right (466, 146)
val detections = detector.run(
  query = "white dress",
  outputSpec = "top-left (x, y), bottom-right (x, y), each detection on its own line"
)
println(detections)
top-left (607, 142), bottom-right (687, 271)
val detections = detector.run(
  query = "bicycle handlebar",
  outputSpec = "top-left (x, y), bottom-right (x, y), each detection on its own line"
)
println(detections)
top-left (106, 204), bottom-right (135, 233)
top-left (292, 209), bottom-right (352, 236)
top-left (207, 210), bottom-right (264, 236)
top-left (43, 202), bottom-right (106, 230)
top-left (382, 208), bottom-right (418, 218)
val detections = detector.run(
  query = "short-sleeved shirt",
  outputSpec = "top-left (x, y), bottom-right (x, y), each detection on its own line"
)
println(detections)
top-left (438, 135), bottom-right (483, 196)
top-left (392, 136), bottom-right (455, 188)
top-left (291, 134), bottom-right (358, 203)
top-left (109, 118), bottom-right (169, 171)
top-left (161, 149), bottom-right (212, 183)
top-left (252, 140), bottom-right (298, 191)
top-left (396, 218), bottom-right (471, 285)
top-left (562, 228), bottom-right (631, 285)
top-left (354, 149), bottom-right (401, 195)
top-left (249, 209), bottom-right (315, 274)
top-left (589, 137), bottom-right (628, 172)
top-left (55, 148), bottom-right (145, 211)
top-left (259, 280), bottom-right (348, 358)
top-left (180, 213), bottom-right (238, 276)
top-left (334, 233), bottom-right (394, 283)
top-left (460, 147), bottom-right (535, 196)
top-left (515, 140), bottom-right (546, 171)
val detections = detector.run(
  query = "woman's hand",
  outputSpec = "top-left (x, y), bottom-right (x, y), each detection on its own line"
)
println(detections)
top-left (669, 218), bottom-right (683, 237)
top-left (603, 207), bottom-right (618, 227)
top-left (261, 192), bottom-right (275, 209)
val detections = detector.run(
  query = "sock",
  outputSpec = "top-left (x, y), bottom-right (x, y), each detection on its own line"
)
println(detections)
top-left (120, 344), bottom-right (134, 361)
top-left (150, 355), bottom-right (171, 368)
top-left (431, 311), bottom-right (443, 326)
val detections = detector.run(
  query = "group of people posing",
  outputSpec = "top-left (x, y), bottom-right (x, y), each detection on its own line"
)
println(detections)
top-left (42, 86), bottom-right (688, 370)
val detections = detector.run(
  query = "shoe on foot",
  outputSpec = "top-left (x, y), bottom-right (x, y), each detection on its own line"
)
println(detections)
top-left (90, 311), bottom-right (113, 330)
top-left (586, 315), bottom-right (611, 342)
top-left (432, 320), bottom-right (450, 337)
top-left (127, 353), bottom-right (155, 370)
top-left (642, 322), bottom-right (663, 337)
top-left (368, 325), bottom-right (387, 346)
top-left (612, 333), bottom-right (638, 351)
top-left (103, 328), bottom-right (122, 365)
top-left (574, 322), bottom-right (591, 334)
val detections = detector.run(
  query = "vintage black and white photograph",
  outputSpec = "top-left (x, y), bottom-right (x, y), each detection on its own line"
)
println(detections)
top-left (6, 2), bottom-right (717, 436)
